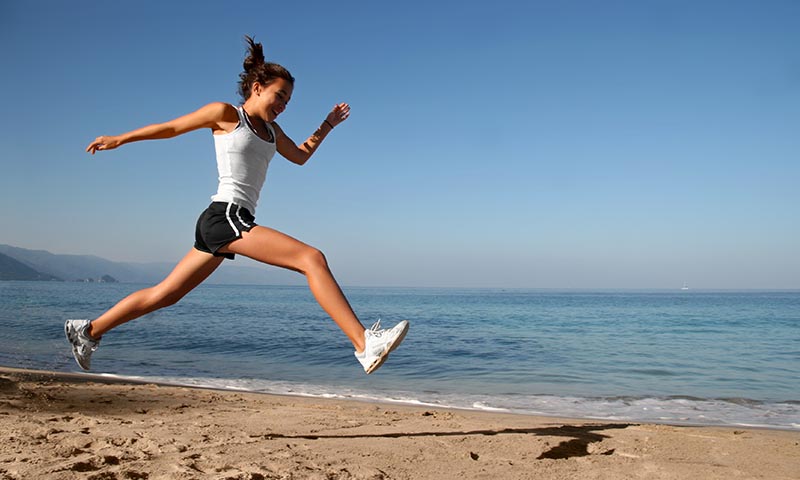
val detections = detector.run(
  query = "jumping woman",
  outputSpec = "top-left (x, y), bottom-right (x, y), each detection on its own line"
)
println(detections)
top-left (65, 36), bottom-right (408, 375)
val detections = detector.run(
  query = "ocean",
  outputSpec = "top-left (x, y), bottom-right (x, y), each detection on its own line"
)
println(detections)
top-left (1, 281), bottom-right (798, 430)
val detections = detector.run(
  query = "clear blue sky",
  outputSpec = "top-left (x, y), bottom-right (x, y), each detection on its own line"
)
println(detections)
top-left (1, 0), bottom-right (798, 288)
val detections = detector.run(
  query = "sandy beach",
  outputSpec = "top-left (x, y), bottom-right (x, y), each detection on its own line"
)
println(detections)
top-left (1, 367), bottom-right (798, 479)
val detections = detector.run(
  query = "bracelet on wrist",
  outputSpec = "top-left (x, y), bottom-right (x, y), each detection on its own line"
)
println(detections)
top-left (324, 119), bottom-right (334, 130)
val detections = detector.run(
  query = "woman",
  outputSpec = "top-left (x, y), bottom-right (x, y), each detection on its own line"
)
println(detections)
top-left (65, 36), bottom-right (408, 375)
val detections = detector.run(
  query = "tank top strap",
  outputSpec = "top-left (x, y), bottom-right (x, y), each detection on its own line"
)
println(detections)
top-left (265, 120), bottom-right (276, 141)
top-left (235, 105), bottom-right (248, 127)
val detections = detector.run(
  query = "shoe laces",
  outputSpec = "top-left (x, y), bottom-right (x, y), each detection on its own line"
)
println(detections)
top-left (367, 319), bottom-right (384, 336)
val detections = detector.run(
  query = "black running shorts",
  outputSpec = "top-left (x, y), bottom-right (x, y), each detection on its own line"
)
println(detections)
top-left (194, 202), bottom-right (257, 259)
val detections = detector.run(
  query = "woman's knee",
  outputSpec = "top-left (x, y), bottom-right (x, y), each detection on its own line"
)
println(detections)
top-left (298, 246), bottom-right (329, 273)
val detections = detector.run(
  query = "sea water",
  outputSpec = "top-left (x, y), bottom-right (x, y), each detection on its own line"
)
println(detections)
top-left (1, 281), bottom-right (798, 430)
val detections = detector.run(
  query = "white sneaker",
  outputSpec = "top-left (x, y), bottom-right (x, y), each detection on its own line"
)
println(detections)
top-left (354, 319), bottom-right (409, 374)
top-left (64, 319), bottom-right (100, 371)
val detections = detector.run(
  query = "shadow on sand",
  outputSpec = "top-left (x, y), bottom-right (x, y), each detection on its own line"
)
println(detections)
top-left (265, 423), bottom-right (636, 460)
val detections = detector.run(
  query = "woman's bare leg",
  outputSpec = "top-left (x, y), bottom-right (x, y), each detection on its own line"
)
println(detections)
top-left (88, 249), bottom-right (225, 338)
top-left (220, 226), bottom-right (367, 351)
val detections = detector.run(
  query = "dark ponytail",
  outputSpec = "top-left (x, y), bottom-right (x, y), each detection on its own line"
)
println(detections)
top-left (238, 35), bottom-right (295, 102)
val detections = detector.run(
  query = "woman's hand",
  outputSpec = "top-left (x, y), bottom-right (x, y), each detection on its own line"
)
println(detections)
top-left (325, 103), bottom-right (351, 128)
top-left (86, 135), bottom-right (123, 154)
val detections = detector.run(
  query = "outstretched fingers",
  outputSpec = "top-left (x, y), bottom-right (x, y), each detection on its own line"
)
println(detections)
top-left (86, 136), bottom-right (120, 154)
top-left (327, 103), bottom-right (351, 127)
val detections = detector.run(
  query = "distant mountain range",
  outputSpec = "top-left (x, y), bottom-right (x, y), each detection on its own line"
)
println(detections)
top-left (0, 251), bottom-right (61, 281)
top-left (0, 245), bottom-right (304, 285)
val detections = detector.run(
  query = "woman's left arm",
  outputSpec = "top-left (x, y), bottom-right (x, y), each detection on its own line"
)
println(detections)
top-left (276, 103), bottom-right (350, 165)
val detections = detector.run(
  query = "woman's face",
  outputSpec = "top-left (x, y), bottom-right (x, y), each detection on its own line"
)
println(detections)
top-left (252, 78), bottom-right (293, 122)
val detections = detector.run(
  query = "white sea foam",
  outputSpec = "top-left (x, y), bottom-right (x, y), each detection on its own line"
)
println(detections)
top-left (472, 402), bottom-right (511, 412)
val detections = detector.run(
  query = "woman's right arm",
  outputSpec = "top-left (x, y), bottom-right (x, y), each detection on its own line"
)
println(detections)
top-left (86, 102), bottom-right (236, 154)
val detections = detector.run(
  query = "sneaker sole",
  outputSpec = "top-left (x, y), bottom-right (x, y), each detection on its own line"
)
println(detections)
top-left (365, 320), bottom-right (409, 374)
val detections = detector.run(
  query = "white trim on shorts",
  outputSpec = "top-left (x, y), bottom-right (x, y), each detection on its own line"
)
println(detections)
top-left (225, 203), bottom-right (240, 237)
top-left (224, 202), bottom-right (254, 238)
top-left (236, 206), bottom-right (252, 229)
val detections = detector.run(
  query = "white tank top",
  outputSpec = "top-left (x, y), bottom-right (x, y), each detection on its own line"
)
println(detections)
top-left (210, 105), bottom-right (277, 214)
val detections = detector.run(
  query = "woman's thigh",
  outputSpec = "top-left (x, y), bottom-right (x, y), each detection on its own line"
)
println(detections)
top-left (220, 226), bottom-right (320, 273)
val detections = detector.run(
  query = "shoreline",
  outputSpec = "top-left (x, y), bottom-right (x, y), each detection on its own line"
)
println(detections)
top-left (3, 366), bottom-right (797, 433)
top-left (8, 365), bottom-right (799, 432)
top-left (2, 366), bottom-right (799, 479)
